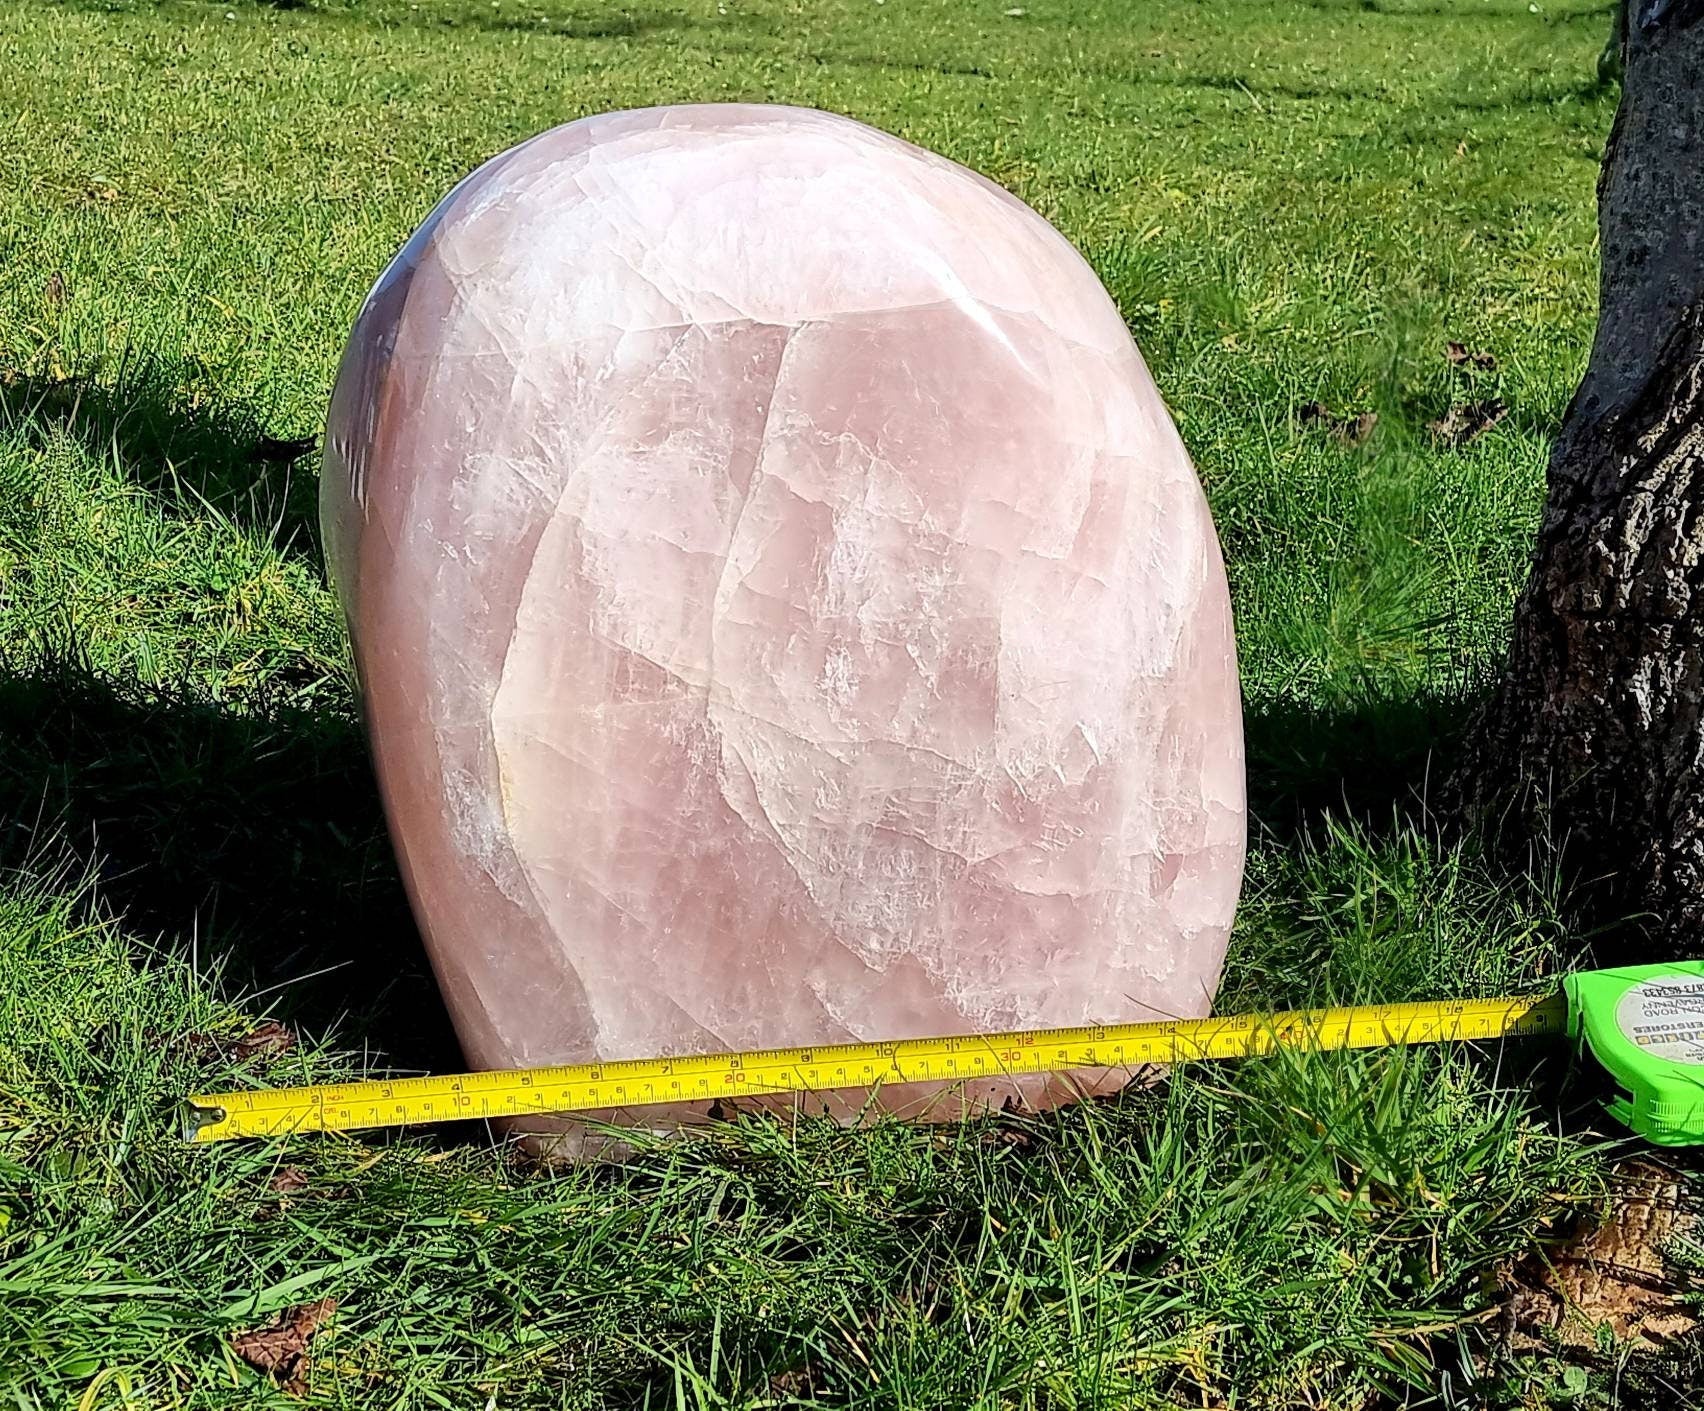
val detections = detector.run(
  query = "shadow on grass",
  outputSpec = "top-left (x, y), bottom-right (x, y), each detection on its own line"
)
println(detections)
top-left (0, 362), bottom-right (1488, 1078)
top-left (0, 658), bottom-right (1467, 1059)
top-left (192, 0), bottom-right (708, 43)
top-left (1142, 68), bottom-right (1609, 112)
top-left (382, 4), bottom-right (998, 81)
top-left (387, 5), bottom-right (696, 42)
top-left (2, 364), bottom-right (323, 562)
top-left (0, 668), bottom-right (1471, 1080)
top-left (1243, 683), bottom-right (1477, 841)
top-left (1299, 0), bottom-right (1616, 20)
top-left (452, 9), bottom-right (691, 41)
top-left (0, 657), bottom-right (460, 1075)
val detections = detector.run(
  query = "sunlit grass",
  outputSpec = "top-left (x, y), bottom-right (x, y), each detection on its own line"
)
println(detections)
top-left (0, 0), bottom-right (1654, 1405)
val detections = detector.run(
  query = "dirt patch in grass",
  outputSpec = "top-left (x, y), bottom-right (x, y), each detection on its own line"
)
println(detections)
top-left (1503, 1158), bottom-right (1699, 1352)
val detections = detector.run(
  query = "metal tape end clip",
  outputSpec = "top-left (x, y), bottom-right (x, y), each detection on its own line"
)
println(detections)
top-left (181, 1101), bottom-right (228, 1143)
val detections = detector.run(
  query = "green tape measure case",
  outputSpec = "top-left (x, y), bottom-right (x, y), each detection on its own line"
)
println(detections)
top-left (1567, 961), bottom-right (1704, 1146)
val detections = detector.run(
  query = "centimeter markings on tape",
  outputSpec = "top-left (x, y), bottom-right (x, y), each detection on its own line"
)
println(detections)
top-left (184, 993), bottom-right (1569, 1143)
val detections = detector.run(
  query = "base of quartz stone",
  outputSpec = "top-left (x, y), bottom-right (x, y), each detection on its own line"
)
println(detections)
top-left (505, 1065), bottom-right (1158, 1163)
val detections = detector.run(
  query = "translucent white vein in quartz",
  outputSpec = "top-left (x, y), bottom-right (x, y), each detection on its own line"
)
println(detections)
top-left (321, 104), bottom-right (1246, 1158)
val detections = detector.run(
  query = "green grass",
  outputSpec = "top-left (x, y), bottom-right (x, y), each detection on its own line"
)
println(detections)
top-left (0, 0), bottom-right (1680, 1405)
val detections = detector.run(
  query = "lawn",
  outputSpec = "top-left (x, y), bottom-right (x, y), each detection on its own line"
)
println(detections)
top-left (0, 0), bottom-right (1683, 1405)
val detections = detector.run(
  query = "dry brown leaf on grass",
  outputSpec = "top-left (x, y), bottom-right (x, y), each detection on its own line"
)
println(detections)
top-left (1334, 410), bottom-right (1380, 448)
top-left (231, 1297), bottom-right (338, 1395)
top-left (143, 1026), bottom-right (219, 1059)
top-left (1294, 400), bottom-right (1379, 448)
top-left (1428, 398), bottom-right (1508, 447)
top-left (1445, 339), bottom-right (1498, 372)
top-left (232, 1021), bottom-right (297, 1062)
top-left (269, 1165), bottom-right (311, 1196)
top-left (980, 1120), bottom-right (1038, 1153)
top-left (147, 1021), bottom-right (298, 1063)
top-left (1502, 1159), bottom-right (1699, 1353)
top-left (255, 1165), bottom-right (338, 1222)
top-left (767, 1364), bottom-right (819, 1399)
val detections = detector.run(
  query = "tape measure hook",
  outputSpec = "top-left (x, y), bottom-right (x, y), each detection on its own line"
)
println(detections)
top-left (182, 1101), bottom-right (227, 1141)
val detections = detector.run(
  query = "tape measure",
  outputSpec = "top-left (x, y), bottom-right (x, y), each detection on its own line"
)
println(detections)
top-left (182, 962), bottom-right (1704, 1147)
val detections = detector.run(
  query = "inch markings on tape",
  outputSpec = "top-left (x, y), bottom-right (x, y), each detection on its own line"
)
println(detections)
top-left (183, 993), bottom-right (1569, 1143)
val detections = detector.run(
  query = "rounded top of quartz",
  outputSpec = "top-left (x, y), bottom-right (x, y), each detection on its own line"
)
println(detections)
top-left (376, 103), bottom-right (1133, 358)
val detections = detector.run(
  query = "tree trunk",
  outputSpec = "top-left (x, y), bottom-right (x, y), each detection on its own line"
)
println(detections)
top-left (1461, 5), bottom-right (1704, 948)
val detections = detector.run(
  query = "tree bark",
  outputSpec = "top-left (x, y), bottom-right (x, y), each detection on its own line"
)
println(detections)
top-left (1461, 5), bottom-right (1704, 948)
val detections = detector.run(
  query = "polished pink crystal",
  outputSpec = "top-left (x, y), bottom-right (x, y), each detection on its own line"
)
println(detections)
top-left (322, 105), bottom-right (1245, 1155)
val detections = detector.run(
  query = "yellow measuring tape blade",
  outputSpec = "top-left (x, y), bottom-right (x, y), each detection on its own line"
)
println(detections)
top-left (184, 992), bottom-right (1569, 1143)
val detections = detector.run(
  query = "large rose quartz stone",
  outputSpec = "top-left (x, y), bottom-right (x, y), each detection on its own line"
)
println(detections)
top-left (322, 105), bottom-right (1245, 1157)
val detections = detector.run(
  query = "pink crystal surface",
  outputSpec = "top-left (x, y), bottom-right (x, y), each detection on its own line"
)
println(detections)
top-left (321, 105), bottom-right (1245, 1155)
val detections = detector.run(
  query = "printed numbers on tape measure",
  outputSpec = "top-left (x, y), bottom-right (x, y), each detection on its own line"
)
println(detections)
top-left (183, 991), bottom-right (1567, 1142)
